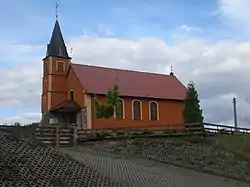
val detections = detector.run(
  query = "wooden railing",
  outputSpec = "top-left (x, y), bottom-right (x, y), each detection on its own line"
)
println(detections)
top-left (77, 123), bottom-right (250, 141)
top-left (0, 125), bottom-right (78, 147)
top-left (1, 122), bottom-right (250, 146)
top-left (203, 122), bottom-right (250, 134)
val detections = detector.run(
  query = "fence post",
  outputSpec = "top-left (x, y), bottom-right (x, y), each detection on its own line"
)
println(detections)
top-left (184, 123), bottom-right (187, 137)
top-left (85, 129), bottom-right (88, 139)
top-left (201, 122), bottom-right (204, 137)
top-left (73, 126), bottom-right (78, 147)
top-left (55, 126), bottom-right (60, 147)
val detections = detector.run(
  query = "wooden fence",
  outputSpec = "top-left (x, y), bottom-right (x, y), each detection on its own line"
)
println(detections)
top-left (1, 122), bottom-right (250, 147)
top-left (77, 122), bottom-right (250, 142)
top-left (0, 125), bottom-right (77, 147)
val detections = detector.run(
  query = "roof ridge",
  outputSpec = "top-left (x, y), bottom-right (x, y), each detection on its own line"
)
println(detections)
top-left (71, 63), bottom-right (173, 77)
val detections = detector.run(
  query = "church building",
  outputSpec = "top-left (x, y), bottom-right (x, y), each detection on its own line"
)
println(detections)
top-left (40, 20), bottom-right (187, 130)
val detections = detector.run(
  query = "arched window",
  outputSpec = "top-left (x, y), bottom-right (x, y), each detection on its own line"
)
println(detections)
top-left (69, 90), bottom-right (74, 100)
top-left (115, 99), bottom-right (124, 119)
top-left (132, 100), bottom-right (142, 120)
top-left (149, 101), bottom-right (158, 121)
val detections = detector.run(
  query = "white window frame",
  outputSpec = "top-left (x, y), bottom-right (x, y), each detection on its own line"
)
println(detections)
top-left (149, 101), bottom-right (159, 121)
top-left (114, 98), bottom-right (125, 119)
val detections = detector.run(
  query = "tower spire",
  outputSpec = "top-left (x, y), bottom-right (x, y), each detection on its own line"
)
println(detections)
top-left (45, 20), bottom-right (71, 59)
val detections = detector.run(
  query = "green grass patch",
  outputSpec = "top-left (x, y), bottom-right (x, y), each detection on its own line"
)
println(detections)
top-left (211, 134), bottom-right (250, 161)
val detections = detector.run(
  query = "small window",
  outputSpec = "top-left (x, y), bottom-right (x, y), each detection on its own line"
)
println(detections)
top-left (133, 100), bottom-right (142, 120)
top-left (43, 96), bottom-right (46, 106)
top-left (44, 62), bottom-right (48, 75)
top-left (150, 102), bottom-right (158, 121)
top-left (69, 90), bottom-right (74, 100)
top-left (116, 99), bottom-right (124, 119)
top-left (57, 61), bottom-right (64, 72)
top-left (44, 80), bottom-right (47, 91)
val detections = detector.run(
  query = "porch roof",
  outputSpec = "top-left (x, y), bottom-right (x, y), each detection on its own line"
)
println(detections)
top-left (49, 100), bottom-right (81, 113)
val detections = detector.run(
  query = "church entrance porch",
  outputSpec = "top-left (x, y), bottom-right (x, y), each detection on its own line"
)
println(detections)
top-left (51, 111), bottom-right (78, 127)
top-left (41, 100), bottom-right (86, 129)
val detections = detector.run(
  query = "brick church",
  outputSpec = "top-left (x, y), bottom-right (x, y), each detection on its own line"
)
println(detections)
top-left (40, 20), bottom-right (187, 130)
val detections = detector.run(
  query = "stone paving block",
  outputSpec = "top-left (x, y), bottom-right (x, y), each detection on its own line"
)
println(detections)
top-left (60, 147), bottom-right (250, 187)
top-left (0, 131), bottom-right (121, 187)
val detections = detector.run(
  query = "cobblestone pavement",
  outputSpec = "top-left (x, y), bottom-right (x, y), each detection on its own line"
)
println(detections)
top-left (59, 147), bottom-right (249, 187)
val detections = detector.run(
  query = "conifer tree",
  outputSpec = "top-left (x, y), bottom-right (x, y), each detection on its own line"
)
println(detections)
top-left (182, 81), bottom-right (203, 125)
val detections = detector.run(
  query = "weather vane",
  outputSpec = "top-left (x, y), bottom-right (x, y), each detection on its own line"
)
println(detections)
top-left (55, 1), bottom-right (59, 19)
top-left (170, 65), bottom-right (174, 75)
top-left (170, 65), bottom-right (173, 73)
top-left (68, 47), bottom-right (73, 55)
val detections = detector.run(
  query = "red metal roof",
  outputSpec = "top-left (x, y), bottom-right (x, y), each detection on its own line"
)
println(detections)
top-left (71, 63), bottom-right (186, 100)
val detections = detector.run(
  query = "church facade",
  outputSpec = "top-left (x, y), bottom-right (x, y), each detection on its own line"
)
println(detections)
top-left (40, 20), bottom-right (187, 130)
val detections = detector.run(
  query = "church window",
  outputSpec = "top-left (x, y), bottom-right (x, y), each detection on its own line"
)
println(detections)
top-left (57, 61), bottom-right (64, 71)
top-left (115, 99), bottom-right (124, 119)
top-left (149, 101), bottom-right (158, 121)
top-left (132, 100), bottom-right (142, 120)
top-left (69, 90), bottom-right (74, 100)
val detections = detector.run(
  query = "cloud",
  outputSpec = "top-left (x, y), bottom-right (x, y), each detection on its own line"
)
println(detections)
top-left (0, 44), bottom-right (43, 124)
top-left (0, 59), bottom-right (42, 108)
top-left (1, 33), bottom-right (250, 127)
top-left (0, 44), bottom-right (44, 66)
top-left (218, 0), bottom-right (250, 31)
top-left (81, 25), bottom-right (115, 38)
top-left (69, 35), bottom-right (250, 127)
top-left (0, 112), bottom-right (41, 125)
top-left (178, 25), bottom-right (204, 33)
top-left (97, 24), bottom-right (114, 36)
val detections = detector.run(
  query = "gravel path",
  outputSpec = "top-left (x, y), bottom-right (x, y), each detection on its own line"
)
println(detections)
top-left (60, 147), bottom-right (249, 187)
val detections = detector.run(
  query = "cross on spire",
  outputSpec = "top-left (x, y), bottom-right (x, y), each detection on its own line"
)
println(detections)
top-left (68, 47), bottom-right (73, 55)
top-left (55, 2), bottom-right (59, 20)
top-left (170, 65), bottom-right (174, 76)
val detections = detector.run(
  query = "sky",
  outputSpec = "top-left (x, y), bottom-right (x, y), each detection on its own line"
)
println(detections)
top-left (1, 0), bottom-right (250, 127)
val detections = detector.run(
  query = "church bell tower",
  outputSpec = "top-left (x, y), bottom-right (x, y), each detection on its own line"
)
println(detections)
top-left (41, 20), bottom-right (71, 113)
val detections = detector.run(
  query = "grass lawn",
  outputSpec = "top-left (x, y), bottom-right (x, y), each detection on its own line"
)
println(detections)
top-left (182, 134), bottom-right (250, 165)
top-left (211, 134), bottom-right (250, 161)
